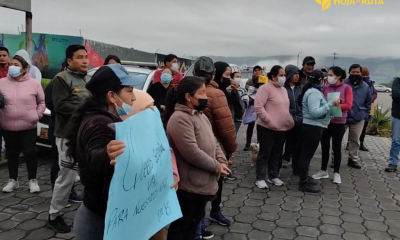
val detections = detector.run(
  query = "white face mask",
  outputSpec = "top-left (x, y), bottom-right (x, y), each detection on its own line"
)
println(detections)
top-left (171, 63), bottom-right (179, 72)
top-left (327, 76), bottom-right (337, 85)
top-left (277, 77), bottom-right (286, 87)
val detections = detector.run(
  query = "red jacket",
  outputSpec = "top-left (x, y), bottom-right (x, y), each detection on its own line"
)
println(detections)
top-left (0, 65), bottom-right (8, 79)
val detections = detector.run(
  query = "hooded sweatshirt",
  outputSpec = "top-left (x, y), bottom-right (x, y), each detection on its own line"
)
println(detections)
top-left (15, 50), bottom-right (42, 83)
top-left (0, 74), bottom-right (45, 131)
top-left (285, 65), bottom-right (302, 123)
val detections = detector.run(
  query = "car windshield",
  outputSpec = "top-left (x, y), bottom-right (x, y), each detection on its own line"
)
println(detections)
top-left (87, 69), bottom-right (149, 90)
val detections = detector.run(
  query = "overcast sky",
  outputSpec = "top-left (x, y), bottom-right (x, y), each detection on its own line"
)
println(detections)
top-left (0, 0), bottom-right (398, 58)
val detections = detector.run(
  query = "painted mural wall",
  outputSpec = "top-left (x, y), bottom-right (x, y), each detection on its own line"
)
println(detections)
top-left (0, 33), bottom-right (83, 78)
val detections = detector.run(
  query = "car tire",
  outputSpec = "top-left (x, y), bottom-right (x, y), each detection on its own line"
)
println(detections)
top-left (385, 90), bottom-right (390, 93)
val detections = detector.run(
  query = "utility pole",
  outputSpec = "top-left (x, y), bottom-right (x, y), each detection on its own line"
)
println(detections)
top-left (332, 52), bottom-right (338, 66)
top-left (297, 52), bottom-right (302, 67)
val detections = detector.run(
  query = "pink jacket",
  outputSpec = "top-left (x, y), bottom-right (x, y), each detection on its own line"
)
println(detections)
top-left (0, 74), bottom-right (45, 131)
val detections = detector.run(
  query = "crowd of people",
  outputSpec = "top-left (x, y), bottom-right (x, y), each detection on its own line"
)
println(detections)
top-left (0, 44), bottom-right (399, 240)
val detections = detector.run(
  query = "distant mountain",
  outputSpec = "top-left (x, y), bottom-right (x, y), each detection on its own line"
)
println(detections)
top-left (208, 55), bottom-right (400, 84)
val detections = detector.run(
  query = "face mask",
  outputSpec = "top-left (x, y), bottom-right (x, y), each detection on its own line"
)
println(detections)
top-left (171, 63), bottom-right (179, 72)
top-left (114, 93), bottom-right (133, 116)
top-left (349, 74), bottom-right (361, 83)
top-left (277, 77), bottom-right (286, 87)
top-left (328, 76), bottom-right (337, 85)
top-left (8, 66), bottom-right (22, 78)
top-left (362, 77), bottom-right (371, 83)
top-left (193, 98), bottom-right (208, 112)
top-left (161, 73), bottom-right (172, 84)
top-left (220, 77), bottom-right (231, 89)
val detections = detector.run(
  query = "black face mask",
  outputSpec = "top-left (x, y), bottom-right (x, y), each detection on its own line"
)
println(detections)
top-left (349, 74), bottom-right (361, 83)
top-left (194, 98), bottom-right (208, 112)
top-left (219, 77), bottom-right (231, 89)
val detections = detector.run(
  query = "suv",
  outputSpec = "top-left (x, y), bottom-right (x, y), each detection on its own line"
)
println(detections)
top-left (36, 62), bottom-right (158, 149)
top-left (374, 84), bottom-right (392, 93)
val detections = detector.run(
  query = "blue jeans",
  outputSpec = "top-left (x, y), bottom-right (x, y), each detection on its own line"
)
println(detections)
top-left (195, 219), bottom-right (205, 239)
top-left (390, 117), bottom-right (400, 165)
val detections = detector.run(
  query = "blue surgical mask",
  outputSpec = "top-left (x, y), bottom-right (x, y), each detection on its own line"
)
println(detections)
top-left (161, 73), bottom-right (172, 84)
top-left (8, 66), bottom-right (22, 78)
top-left (114, 93), bottom-right (133, 116)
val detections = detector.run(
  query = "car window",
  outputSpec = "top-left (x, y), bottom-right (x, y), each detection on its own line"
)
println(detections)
top-left (87, 70), bottom-right (149, 90)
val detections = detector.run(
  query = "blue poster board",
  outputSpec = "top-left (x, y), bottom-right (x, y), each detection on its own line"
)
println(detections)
top-left (104, 108), bottom-right (182, 240)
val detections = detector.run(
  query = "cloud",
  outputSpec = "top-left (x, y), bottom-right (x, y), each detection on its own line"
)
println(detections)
top-left (0, 0), bottom-right (398, 57)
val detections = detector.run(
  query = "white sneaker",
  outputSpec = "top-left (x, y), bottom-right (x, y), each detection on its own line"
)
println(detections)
top-left (312, 170), bottom-right (329, 180)
top-left (333, 173), bottom-right (342, 184)
top-left (29, 179), bottom-right (40, 193)
top-left (255, 180), bottom-right (269, 189)
top-left (267, 178), bottom-right (284, 186)
top-left (2, 179), bottom-right (19, 192)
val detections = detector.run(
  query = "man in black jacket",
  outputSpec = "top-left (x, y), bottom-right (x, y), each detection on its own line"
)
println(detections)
top-left (385, 77), bottom-right (400, 172)
top-left (299, 56), bottom-right (316, 88)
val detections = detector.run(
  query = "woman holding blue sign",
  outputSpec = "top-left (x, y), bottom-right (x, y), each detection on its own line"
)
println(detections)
top-left (164, 76), bottom-right (232, 240)
top-left (312, 67), bottom-right (353, 185)
top-left (66, 64), bottom-right (179, 240)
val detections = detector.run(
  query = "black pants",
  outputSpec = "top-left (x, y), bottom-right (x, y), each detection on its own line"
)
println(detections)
top-left (360, 120), bottom-right (369, 144)
top-left (3, 129), bottom-right (37, 180)
top-left (256, 125), bottom-right (286, 180)
top-left (282, 123), bottom-right (302, 173)
top-left (49, 126), bottom-right (59, 188)
top-left (321, 123), bottom-right (346, 173)
top-left (298, 124), bottom-right (324, 182)
top-left (211, 176), bottom-right (224, 213)
top-left (246, 122), bottom-right (255, 146)
top-left (167, 190), bottom-right (208, 240)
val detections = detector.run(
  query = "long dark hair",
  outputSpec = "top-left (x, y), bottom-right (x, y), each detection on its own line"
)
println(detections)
top-left (164, 76), bottom-right (205, 123)
top-left (66, 85), bottom-right (123, 164)
top-left (298, 70), bottom-right (324, 106)
top-left (267, 65), bottom-right (283, 80)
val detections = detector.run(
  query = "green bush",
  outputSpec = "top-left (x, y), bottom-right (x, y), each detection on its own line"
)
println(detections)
top-left (368, 104), bottom-right (392, 137)
top-left (41, 78), bottom-right (51, 90)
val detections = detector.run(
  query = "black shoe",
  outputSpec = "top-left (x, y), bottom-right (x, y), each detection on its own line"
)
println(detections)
top-left (243, 144), bottom-right (250, 151)
top-left (225, 174), bottom-right (237, 181)
top-left (385, 164), bottom-right (398, 172)
top-left (307, 177), bottom-right (318, 186)
top-left (359, 143), bottom-right (369, 152)
top-left (347, 160), bottom-right (361, 169)
top-left (47, 216), bottom-right (71, 233)
top-left (69, 190), bottom-right (83, 203)
top-left (202, 230), bottom-right (214, 239)
top-left (299, 180), bottom-right (320, 193)
top-left (210, 211), bottom-right (231, 227)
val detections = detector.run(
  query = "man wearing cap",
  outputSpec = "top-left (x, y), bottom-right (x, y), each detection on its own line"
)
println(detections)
top-left (47, 45), bottom-right (90, 233)
top-left (299, 56), bottom-right (316, 88)
top-left (193, 56), bottom-right (237, 231)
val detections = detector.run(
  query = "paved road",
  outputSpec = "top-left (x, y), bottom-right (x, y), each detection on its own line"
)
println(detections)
top-left (0, 128), bottom-right (399, 240)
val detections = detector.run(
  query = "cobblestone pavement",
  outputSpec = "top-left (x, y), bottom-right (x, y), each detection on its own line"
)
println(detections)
top-left (0, 129), bottom-right (399, 240)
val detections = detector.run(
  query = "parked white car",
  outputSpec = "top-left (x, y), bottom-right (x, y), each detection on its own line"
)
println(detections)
top-left (374, 84), bottom-right (392, 93)
top-left (36, 62), bottom-right (158, 149)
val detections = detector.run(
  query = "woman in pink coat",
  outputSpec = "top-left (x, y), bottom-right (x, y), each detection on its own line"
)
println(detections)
top-left (0, 55), bottom-right (45, 193)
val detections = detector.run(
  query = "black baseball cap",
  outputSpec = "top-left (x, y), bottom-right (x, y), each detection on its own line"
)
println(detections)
top-left (86, 64), bottom-right (141, 94)
top-left (253, 65), bottom-right (263, 72)
top-left (303, 56), bottom-right (316, 65)
top-left (308, 70), bottom-right (324, 84)
top-left (193, 56), bottom-right (215, 74)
